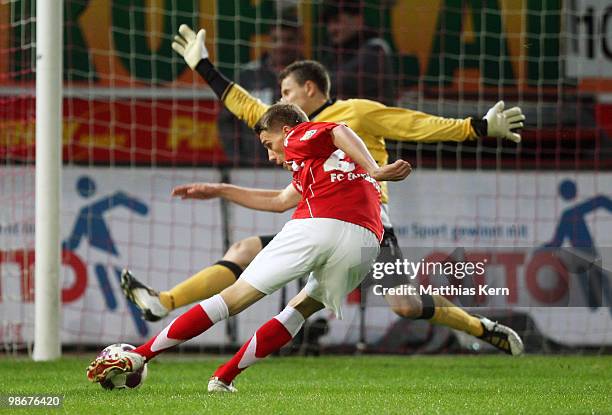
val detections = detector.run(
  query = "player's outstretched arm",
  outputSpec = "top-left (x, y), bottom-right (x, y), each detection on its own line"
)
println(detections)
top-left (172, 24), bottom-right (268, 128)
top-left (171, 182), bottom-right (300, 213)
top-left (331, 124), bottom-right (411, 182)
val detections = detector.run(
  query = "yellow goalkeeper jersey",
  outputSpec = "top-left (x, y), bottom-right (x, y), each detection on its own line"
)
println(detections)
top-left (223, 84), bottom-right (478, 204)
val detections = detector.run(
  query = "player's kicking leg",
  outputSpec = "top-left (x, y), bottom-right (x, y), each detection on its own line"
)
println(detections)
top-left (87, 278), bottom-right (266, 383)
top-left (371, 228), bottom-right (524, 355)
top-left (120, 235), bottom-right (273, 321)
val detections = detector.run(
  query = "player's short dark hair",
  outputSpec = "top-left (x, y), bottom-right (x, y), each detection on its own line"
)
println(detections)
top-left (278, 60), bottom-right (331, 97)
top-left (254, 103), bottom-right (308, 136)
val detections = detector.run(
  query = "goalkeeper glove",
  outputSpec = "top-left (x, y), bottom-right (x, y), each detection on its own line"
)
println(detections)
top-left (484, 101), bottom-right (525, 143)
top-left (171, 24), bottom-right (208, 70)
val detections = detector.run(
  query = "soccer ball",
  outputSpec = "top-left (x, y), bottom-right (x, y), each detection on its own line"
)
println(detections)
top-left (97, 343), bottom-right (148, 390)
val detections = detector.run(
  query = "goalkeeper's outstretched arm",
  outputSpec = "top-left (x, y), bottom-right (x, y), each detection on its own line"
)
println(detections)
top-left (171, 182), bottom-right (300, 213)
top-left (360, 99), bottom-right (526, 144)
top-left (172, 24), bottom-right (269, 128)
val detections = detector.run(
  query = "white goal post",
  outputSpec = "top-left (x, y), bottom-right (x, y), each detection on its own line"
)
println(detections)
top-left (33, 0), bottom-right (63, 361)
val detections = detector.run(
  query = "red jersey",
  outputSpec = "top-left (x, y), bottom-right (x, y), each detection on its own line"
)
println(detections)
top-left (284, 121), bottom-right (383, 240)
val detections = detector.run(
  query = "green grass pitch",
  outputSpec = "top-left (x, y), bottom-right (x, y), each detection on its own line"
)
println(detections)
top-left (1, 355), bottom-right (610, 414)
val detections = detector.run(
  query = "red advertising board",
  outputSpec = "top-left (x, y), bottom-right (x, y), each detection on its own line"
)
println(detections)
top-left (1, 97), bottom-right (227, 164)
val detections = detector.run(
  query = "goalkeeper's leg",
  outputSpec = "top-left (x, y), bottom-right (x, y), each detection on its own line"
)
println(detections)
top-left (121, 235), bottom-right (274, 321)
top-left (385, 291), bottom-right (523, 355)
top-left (369, 228), bottom-right (523, 355)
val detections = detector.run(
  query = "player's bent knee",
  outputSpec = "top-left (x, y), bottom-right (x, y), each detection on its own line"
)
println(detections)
top-left (220, 279), bottom-right (266, 315)
top-left (385, 293), bottom-right (422, 319)
top-left (223, 236), bottom-right (263, 269)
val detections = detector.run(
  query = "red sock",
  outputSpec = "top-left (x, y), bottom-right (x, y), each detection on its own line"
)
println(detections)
top-left (214, 306), bottom-right (304, 384)
top-left (134, 294), bottom-right (228, 360)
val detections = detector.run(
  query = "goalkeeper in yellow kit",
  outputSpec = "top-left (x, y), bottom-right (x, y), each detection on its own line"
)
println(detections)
top-left (121, 25), bottom-right (525, 355)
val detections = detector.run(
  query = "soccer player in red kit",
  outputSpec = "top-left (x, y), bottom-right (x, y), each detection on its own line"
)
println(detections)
top-left (86, 103), bottom-right (411, 392)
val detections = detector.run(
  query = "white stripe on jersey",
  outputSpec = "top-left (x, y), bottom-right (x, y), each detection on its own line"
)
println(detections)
top-left (305, 199), bottom-right (314, 218)
top-left (308, 167), bottom-right (316, 197)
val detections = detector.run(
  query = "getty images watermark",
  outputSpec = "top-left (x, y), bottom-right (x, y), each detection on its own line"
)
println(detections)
top-left (360, 246), bottom-right (612, 310)
top-left (370, 257), bottom-right (498, 297)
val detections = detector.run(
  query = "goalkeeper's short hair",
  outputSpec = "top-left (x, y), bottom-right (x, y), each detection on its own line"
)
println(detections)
top-left (279, 60), bottom-right (331, 98)
top-left (254, 103), bottom-right (308, 136)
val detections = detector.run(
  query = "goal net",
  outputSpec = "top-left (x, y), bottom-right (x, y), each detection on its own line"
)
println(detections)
top-left (1, 0), bottom-right (611, 355)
